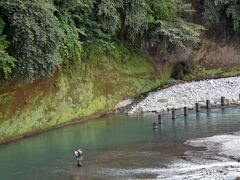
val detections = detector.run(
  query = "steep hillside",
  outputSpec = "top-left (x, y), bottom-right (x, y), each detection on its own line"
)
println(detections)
top-left (0, 47), bottom-right (170, 143)
top-left (0, 0), bottom-right (240, 143)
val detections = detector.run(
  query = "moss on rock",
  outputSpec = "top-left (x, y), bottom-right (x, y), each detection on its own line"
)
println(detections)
top-left (0, 48), bottom-right (171, 142)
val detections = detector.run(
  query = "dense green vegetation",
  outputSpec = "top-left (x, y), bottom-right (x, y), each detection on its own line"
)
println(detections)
top-left (204, 0), bottom-right (240, 34)
top-left (1, 0), bottom-right (240, 143)
top-left (0, 0), bottom-right (239, 81)
top-left (0, 0), bottom-right (62, 80)
top-left (0, 17), bottom-right (15, 78)
top-left (0, 0), bottom-right (203, 80)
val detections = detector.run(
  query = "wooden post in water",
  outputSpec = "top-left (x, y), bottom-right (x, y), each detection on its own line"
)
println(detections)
top-left (172, 109), bottom-right (176, 119)
top-left (184, 107), bottom-right (188, 117)
top-left (206, 100), bottom-right (210, 109)
top-left (152, 122), bottom-right (158, 129)
top-left (195, 103), bottom-right (200, 112)
top-left (221, 96), bottom-right (225, 106)
top-left (158, 114), bottom-right (162, 124)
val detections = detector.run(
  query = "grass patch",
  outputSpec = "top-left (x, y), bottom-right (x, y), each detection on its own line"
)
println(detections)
top-left (184, 65), bottom-right (240, 80)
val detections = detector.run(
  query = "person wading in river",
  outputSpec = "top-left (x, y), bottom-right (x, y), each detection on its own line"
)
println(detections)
top-left (74, 148), bottom-right (83, 167)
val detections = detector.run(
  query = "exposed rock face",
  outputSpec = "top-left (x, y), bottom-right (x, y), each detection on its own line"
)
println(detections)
top-left (123, 77), bottom-right (240, 114)
top-left (0, 52), bottom-right (169, 143)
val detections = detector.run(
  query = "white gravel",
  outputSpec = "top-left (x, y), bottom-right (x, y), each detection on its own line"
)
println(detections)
top-left (101, 132), bottom-right (240, 179)
top-left (126, 77), bottom-right (240, 114)
top-left (115, 99), bottom-right (133, 109)
top-left (185, 132), bottom-right (240, 160)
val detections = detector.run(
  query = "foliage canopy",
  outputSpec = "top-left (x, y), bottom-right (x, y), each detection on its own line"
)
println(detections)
top-left (0, 17), bottom-right (15, 78)
top-left (204, 0), bottom-right (240, 34)
top-left (0, 0), bottom-right (203, 80)
top-left (0, 0), bottom-right (62, 80)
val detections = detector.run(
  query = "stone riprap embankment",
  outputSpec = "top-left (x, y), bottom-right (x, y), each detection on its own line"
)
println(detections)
top-left (118, 77), bottom-right (240, 114)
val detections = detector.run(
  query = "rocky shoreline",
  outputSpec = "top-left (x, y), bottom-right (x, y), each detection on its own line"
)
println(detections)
top-left (115, 77), bottom-right (240, 114)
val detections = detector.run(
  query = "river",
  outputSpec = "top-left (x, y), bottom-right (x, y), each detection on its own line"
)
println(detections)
top-left (1, 107), bottom-right (240, 179)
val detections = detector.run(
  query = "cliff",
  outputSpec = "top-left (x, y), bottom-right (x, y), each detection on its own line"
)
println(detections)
top-left (0, 47), bottom-right (170, 143)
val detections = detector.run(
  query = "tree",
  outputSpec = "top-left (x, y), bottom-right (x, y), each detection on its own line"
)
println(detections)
top-left (0, 17), bottom-right (15, 78)
top-left (0, 0), bottom-right (203, 80)
top-left (97, 0), bottom-right (202, 47)
top-left (146, 0), bottom-right (203, 48)
top-left (0, 0), bottom-right (62, 80)
top-left (204, 0), bottom-right (240, 34)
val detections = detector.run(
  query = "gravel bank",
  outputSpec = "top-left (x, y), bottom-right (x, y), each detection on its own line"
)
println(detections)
top-left (117, 77), bottom-right (240, 114)
top-left (102, 132), bottom-right (240, 179)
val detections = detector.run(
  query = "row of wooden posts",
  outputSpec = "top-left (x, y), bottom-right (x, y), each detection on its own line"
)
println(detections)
top-left (153, 96), bottom-right (227, 128)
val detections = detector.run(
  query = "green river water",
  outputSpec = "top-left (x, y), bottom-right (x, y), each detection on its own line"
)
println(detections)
top-left (1, 107), bottom-right (240, 180)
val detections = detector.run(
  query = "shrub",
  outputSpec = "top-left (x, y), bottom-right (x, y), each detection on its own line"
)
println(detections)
top-left (0, 0), bottom-right (62, 80)
top-left (0, 17), bottom-right (15, 78)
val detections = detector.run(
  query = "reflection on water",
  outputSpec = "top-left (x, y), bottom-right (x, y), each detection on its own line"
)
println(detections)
top-left (1, 107), bottom-right (240, 179)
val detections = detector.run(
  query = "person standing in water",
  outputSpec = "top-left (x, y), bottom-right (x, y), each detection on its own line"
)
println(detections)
top-left (74, 148), bottom-right (83, 167)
